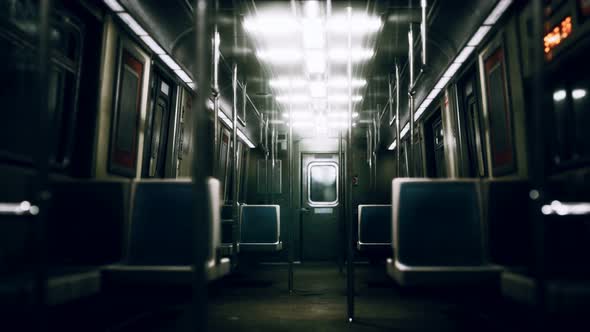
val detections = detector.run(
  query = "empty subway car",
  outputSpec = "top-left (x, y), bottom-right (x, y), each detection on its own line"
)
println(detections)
top-left (1, 0), bottom-right (589, 331)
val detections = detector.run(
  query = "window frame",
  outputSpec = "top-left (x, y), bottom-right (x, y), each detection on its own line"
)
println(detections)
top-left (307, 161), bottom-right (339, 207)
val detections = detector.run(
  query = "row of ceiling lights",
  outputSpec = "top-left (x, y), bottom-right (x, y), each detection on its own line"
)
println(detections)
top-left (388, 0), bottom-right (514, 150)
top-left (103, 0), bottom-right (256, 148)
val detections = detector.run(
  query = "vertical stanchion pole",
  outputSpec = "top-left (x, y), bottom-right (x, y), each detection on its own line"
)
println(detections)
top-left (407, 25), bottom-right (415, 177)
top-left (288, 89), bottom-right (294, 293)
top-left (212, 27), bottom-right (220, 177)
top-left (232, 64), bottom-right (239, 268)
top-left (193, 1), bottom-right (212, 331)
top-left (395, 63), bottom-right (401, 177)
top-left (346, 6), bottom-right (355, 323)
top-left (530, 0), bottom-right (547, 326)
top-left (33, 1), bottom-right (52, 330)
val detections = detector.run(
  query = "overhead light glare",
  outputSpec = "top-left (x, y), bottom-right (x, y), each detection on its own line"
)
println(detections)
top-left (243, 16), bottom-right (299, 35)
top-left (327, 15), bottom-right (381, 34)
top-left (117, 13), bottom-right (147, 36)
top-left (572, 89), bottom-right (587, 100)
top-left (257, 49), bottom-right (303, 64)
top-left (175, 69), bottom-right (192, 83)
top-left (434, 76), bottom-right (452, 90)
top-left (237, 129), bottom-right (256, 148)
top-left (454, 46), bottom-right (475, 64)
top-left (443, 63), bottom-right (462, 78)
top-left (328, 48), bottom-right (374, 62)
top-left (159, 54), bottom-right (181, 71)
top-left (103, 0), bottom-right (124, 12)
top-left (553, 90), bottom-right (567, 102)
top-left (484, 0), bottom-right (513, 25)
top-left (467, 26), bottom-right (491, 47)
top-left (140, 36), bottom-right (165, 55)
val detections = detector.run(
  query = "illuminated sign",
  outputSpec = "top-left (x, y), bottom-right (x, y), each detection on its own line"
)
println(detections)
top-left (544, 16), bottom-right (573, 58)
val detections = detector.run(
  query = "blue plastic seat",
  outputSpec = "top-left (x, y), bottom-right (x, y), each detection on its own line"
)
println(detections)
top-left (386, 178), bottom-right (501, 287)
top-left (239, 205), bottom-right (282, 252)
top-left (357, 205), bottom-right (392, 251)
top-left (103, 179), bottom-right (230, 284)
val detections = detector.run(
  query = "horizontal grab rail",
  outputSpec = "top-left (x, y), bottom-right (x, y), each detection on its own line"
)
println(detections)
top-left (541, 201), bottom-right (590, 216)
top-left (0, 201), bottom-right (39, 216)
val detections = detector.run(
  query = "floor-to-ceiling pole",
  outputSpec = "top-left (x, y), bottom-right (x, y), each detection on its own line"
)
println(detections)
top-left (407, 25), bottom-right (415, 177)
top-left (212, 26), bottom-right (220, 177)
top-left (346, 5), bottom-right (355, 323)
top-left (33, 1), bottom-right (52, 330)
top-left (288, 91), bottom-right (294, 294)
top-left (192, 1), bottom-right (212, 331)
top-left (395, 63), bottom-right (401, 176)
top-left (232, 63), bottom-right (239, 268)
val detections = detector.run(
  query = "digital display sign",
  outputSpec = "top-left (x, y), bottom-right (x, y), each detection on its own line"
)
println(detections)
top-left (544, 16), bottom-right (573, 58)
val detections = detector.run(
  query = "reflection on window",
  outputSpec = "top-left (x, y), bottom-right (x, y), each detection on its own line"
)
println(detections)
top-left (308, 163), bottom-right (338, 205)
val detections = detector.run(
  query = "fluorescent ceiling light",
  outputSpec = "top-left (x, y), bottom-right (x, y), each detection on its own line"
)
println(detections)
top-left (305, 50), bottom-right (326, 74)
top-left (454, 46), bottom-right (475, 64)
top-left (141, 36), bottom-right (165, 55)
top-left (188, 82), bottom-right (196, 90)
top-left (400, 123), bottom-right (409, 138)
top-left (257, 49), bottom-right (303, 64)
top-left (292, 121), bottom-right (315, 128)
top-left (443, 63), bottom-right (462, 78)
top-left (283, 112), bottom-right (313, 119)
top-left (328, 95), bottom-right (363, 103)
top-left (426, 88), bottom-right (442, 100)
top-left (118, 13), bottom-right (147, 36)
top-left (269, 78), bottom-right (307, 88)
top-left (159, 54), bottom-right (181, 71)
top-left (303, 18), bottom-right (325, 48)
top-left (434, 76), bottom-right (451, 90)
top-left (572, 89), bottom-right (587, 100)
top-left (276, 94), bottom-right (311, 103)
top-left (328, 77), bottom-right (367, 88)
top-left (415, 106), bottom-right (427, 121)
top-left (309, 81), bottom-right (327, 98)
top-left (388, 140), bottom-right (397, 151)
top-left (328, 48), bottom-right (374, 62)
top-left (237, 129), bottom-right (256, 148)
top-left (467, 26), bottom-right (491, 47)
top-left (104, 0), bottom-right (124, 12)
top-left (328, 121), bottom-right (348, 128)
top-left (553, 90), bottom-right (566, 102)
top-left (175, 69), bottom-right (192, 83)
top-left (304, 0), bottom-right (321, 18)
top-left (243, 16), bottom-right (299, 35)
top-left (327, 15), bottom-right (381, 34)
top-left (218, 110), bottom-right (233, 128)
top-left (484, 0), bottom-right (513, 25)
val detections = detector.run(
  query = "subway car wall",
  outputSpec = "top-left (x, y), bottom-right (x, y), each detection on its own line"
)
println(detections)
top-left (1, 0), bottom-right (590, 331)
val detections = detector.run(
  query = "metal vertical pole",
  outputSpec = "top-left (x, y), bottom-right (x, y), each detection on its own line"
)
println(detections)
top-left (33, 1), bottom-right (52, 330)
top-left (395, 63), bottom-right (401, 177)
top-left (192, 1), bottom-right (212, 331)
top-left (530, 0), bottom-right (547, 325)
top-left (408, 25), bottom-right (415, 177)
top-left (232, 63), bottom-right (239, 268)
top-left (288, 89), bottom-right (294, 293)
top-left (212, 27), bottom-right (220, 177)
top-left (346, 6), bottom-right (355, 323)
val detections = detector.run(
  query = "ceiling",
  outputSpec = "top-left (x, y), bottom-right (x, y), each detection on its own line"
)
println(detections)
top-left (125, 0), bottom-right (498, 138)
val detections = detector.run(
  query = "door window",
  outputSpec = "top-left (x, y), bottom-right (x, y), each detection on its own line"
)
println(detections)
top-left (308, 162), bottom-right (338, 206)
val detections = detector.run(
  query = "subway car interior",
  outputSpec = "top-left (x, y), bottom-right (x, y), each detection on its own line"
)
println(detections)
top-left (2, 0), bottom-right (590, 331)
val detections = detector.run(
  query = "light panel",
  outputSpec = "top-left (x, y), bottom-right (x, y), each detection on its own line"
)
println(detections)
top-left (159, 54), bottom-right (181, 71)
top-left (454, 46), bottom-right (475, 64)
top-left (117, 13), bottom-right (147, 36)
top-left (243, 16), bottom-right (299, 35)
top-left (103, 0), bottom-right (124, 12)
top-left (174, 69), bottom-right (192, 83)
top-left (400, 123), bottom-right (409, 138)
top-left (305, 50), bottom-right (326, 74)
top-left (257, 49), bottom-right (303, 64)
top-left (484, 0), bottom-right (513, 25)
top-left (140, 36), bottom-right (165, 55)
top-left (388, 140), bottom-right (397, 151)
top-left (467, 26), bottom-right (491, 47)
top-left (328, 48), bottom-right (374, 62)
top-left (326, 14), bottom-right (382, 34)
top-left (572, 88), bottom-right (587, 100)
top-left (434, 76), bottom-right (451, 90)
top-left (443, 63), bottom-right (462, 78)
top-left (237, 129), bottom-right (256, 148)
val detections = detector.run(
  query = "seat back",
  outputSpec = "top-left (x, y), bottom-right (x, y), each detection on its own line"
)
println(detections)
top-left (48, 179), bottom-right (131, 266)
top-left (126, 179), bottom-right (222, 266)
top-left (240, 205), bottom-right (280, 244)
top-left (482, 178), bottom-right (531, 266)
top-left (392, 178), bottom-right (485, 266)
top-left (358, 205), bottom-right (392, 246)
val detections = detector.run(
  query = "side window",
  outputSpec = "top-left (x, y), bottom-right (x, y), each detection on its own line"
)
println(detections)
top-left (0, 6), bottom-right (82, 169)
